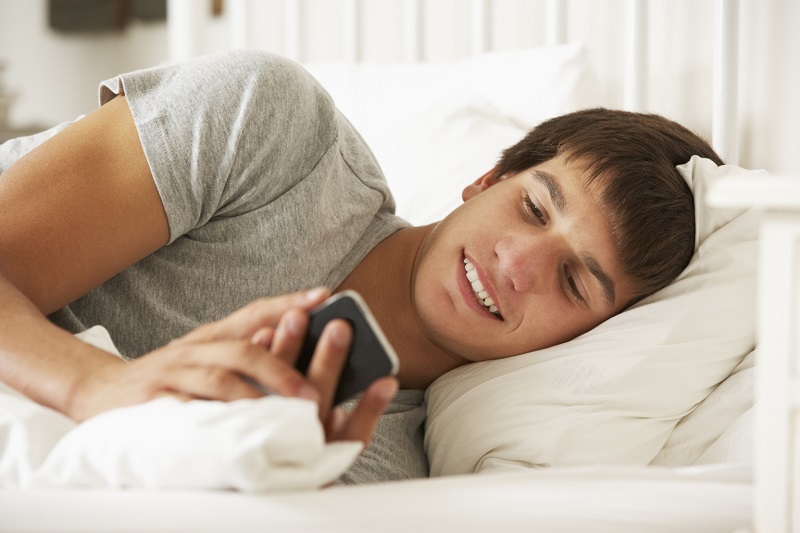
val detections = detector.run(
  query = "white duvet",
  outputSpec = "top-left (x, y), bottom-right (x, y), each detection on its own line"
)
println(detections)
top-left (0, 327), bottom-right (362, 492)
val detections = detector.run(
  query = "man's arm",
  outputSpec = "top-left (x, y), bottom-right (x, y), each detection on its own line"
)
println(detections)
top-left (0, 97), bottom-right (397, 436)
top-left (0, 95), bottom-right (169, 417)
top-left (0, 95), bottom-right (168, 315)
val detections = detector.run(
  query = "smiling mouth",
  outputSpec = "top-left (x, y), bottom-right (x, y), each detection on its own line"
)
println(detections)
top-left (463, 257), bottom-right (503, 320)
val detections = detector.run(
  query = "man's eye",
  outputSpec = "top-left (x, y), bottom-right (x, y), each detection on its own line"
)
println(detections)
top-left (523, 194), bottom-right (545, 223)
top-left (563, 265), bottom-right (586, 303)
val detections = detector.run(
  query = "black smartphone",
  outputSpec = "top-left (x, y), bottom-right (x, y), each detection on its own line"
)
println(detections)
top-left (296, 290), bottom-right (399, 405)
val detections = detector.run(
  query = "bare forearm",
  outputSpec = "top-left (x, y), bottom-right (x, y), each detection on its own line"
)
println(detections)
top-left (0, 271), bottom-right (122, 417)
top-left (0, 95), bottom-right (167, 419)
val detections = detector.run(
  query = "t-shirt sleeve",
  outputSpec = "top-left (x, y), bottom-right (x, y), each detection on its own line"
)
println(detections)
top-left (99, 49), bottom-right (338, 243)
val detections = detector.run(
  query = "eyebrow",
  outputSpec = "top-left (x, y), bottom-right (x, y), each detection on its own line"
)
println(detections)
top-left (529, 170), bottom-right (567, 214)
top-left (529, 169), bottom-right (616, 309)
top-left (581, 252), bottom-right (616, 309)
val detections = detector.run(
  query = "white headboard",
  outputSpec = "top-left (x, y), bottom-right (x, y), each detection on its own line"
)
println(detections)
top-left (165, 0), bottom-right (742, 164)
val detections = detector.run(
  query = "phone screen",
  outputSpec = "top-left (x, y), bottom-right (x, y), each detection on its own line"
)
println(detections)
top-left (296, 291), bottom-right (399, 405)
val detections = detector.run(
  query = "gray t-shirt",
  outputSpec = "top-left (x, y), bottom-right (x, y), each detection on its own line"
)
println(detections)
top-left (0, 49), bottom-right (428, 485)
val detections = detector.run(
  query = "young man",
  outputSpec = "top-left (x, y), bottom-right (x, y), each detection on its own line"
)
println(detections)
top-left (0, 50), bottom-right (721, 484)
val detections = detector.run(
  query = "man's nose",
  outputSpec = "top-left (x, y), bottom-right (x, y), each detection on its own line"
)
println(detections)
top-left (495, 233), bottom-right (563, 293)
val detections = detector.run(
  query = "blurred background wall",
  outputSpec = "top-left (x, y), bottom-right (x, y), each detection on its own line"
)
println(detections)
top-left (0, 0), bottom-right (797, 174)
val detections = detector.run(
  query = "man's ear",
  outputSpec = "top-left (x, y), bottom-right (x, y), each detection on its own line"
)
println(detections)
top-left (462, 168), bottom-right (500, 202)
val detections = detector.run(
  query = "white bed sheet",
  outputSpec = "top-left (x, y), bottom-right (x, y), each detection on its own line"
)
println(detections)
top-left (0, 464), bottom-right (751, 533)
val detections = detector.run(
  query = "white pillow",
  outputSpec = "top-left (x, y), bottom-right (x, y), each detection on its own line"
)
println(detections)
top-left (424, 156), bottom-right (762, 476)
top-left (651, 348), bottom-right (754, 467)
top-left (305, 43), bottom-right (602, 225)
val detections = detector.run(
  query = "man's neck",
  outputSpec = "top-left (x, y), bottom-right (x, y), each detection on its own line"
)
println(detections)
top-left (334, 224), bottom-right (464, 389)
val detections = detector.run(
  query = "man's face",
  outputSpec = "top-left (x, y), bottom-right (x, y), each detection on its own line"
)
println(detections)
top-left (412, 154), bottom-right (636, 363)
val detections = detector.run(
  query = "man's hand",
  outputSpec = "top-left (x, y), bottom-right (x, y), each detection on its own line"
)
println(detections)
top-left (66, 288), bottom-right (398, 446)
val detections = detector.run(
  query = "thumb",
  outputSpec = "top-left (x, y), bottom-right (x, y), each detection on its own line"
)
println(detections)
top-left (327, 377), bottom-right (398, 446)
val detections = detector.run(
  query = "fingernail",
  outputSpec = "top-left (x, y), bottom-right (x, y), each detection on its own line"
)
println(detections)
top-left (378, 379), bottom-right (399, 402)
top-left (250, 327), bottom-right (273, 346)
top-left (286, 313), bottom-right (304, 336)
top-left (298, 385), bottom-right (318, 402)
top-left (305, 287), bottom-right (328, 301)
top-left (329, 408), bottom-right (347, 434)
top-left (329, 321), bottom-right (351, 347)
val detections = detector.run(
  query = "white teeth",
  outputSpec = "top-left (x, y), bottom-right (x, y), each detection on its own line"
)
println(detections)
top-left (463, 257), bottom-right (501, 318)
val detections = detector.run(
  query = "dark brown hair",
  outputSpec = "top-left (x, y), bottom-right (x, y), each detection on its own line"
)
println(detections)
top-left (494, 108), bottom-right (723, 305)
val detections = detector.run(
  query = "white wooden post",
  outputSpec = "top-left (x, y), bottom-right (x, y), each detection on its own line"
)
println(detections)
top-left (167, 0), bottom-right (205, 62)
top-left (546, 0), bottom-right (566, 45)
top-left (712, 0), bottom-right (740, 164)
top-left (623, 0), bottom-right (647, 112)
top-left (708, 175), bottom-right (800, 533)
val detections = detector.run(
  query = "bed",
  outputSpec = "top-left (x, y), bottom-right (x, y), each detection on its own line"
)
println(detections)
top-left (0, 0), bottom-right (794, 531)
